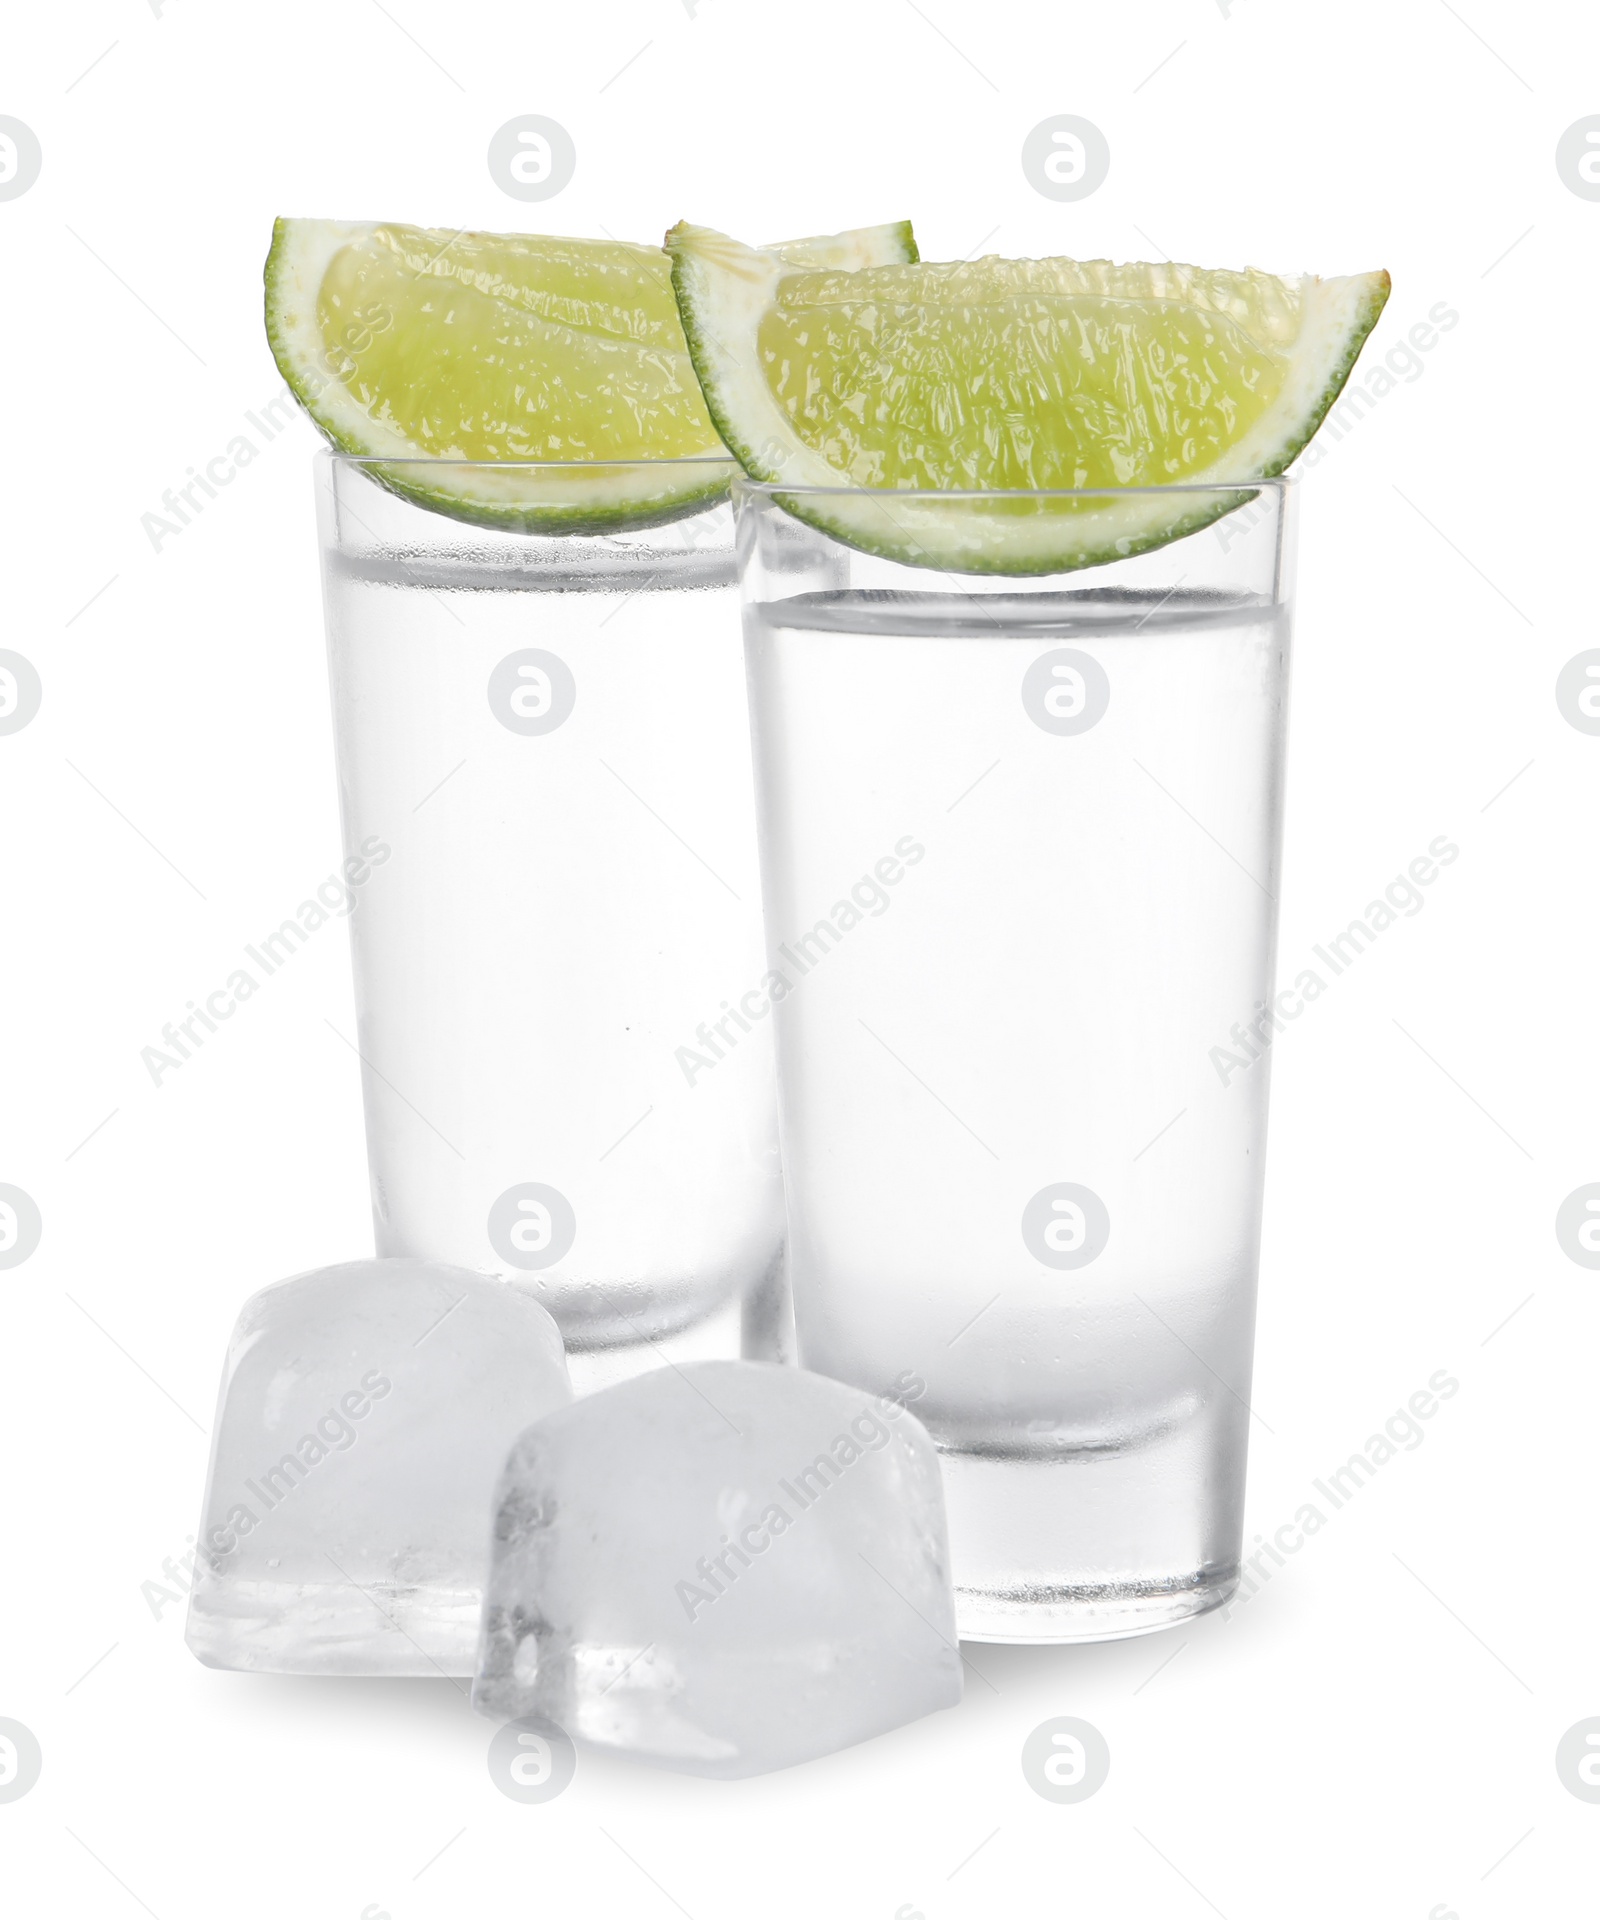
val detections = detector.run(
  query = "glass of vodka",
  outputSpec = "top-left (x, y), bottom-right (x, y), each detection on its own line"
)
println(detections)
top-left (317, 456), bottom-right (786, 1390)
top-left (736, 478), bottom-right (1295, 1641)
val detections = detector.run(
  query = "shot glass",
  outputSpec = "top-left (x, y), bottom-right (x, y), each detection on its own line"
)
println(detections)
top-left (736, 479), bottom-right (1295, 1640)
top-left (317, 456), bottom-right (786, 1388)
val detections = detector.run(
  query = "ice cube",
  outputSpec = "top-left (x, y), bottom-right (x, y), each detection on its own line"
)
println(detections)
top-left (473, 1360), bottom-right (960, 1776)
top-left (185, 1259), bottom-right (570, 1676)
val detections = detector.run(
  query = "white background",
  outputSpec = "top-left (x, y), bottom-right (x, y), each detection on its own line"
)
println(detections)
top-left (2, 1), bottom-right (1595, 1914)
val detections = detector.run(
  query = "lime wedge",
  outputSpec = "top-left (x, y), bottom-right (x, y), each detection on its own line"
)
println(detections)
top-left (667, 223), bottom-right (1390, 572)
top-left (266, 218), bottom-right (918, 533)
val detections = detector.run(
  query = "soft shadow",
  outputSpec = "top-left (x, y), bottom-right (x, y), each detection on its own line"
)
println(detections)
top-left (222, 1671), bottom-right (474, 1730)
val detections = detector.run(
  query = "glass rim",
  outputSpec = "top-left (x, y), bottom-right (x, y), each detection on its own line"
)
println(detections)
top-left (733, 475), bottom-right (1293, 502)
top-left (320, 450), bottom-right (736, 472)
top-left (317, 451), bottom-right (1293, 499)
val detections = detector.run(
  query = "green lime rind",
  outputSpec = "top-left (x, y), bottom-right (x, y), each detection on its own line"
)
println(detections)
top-left (667, 223), bottom-right (1390, 575)
top-left (772, 218), bottom-right (919, 269)
top-left (350, 458), bottom-right (735, 539)
top-left (264, 217), bottom-right (917, 536)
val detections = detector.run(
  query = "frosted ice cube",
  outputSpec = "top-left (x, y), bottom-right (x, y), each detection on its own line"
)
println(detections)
top-left (186, 1258), bottom-right (570, 1676)
top-left (473, 1360), bottom-right (960, 1776)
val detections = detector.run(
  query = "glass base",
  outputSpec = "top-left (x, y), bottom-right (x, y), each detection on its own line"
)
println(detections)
top-left (956, 1569), bottom-right (1239, 1643)
top-left (562, 1248), bottom-right (793, 1395)
top-left (941, 1441), bottom-right (1242, 1644)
